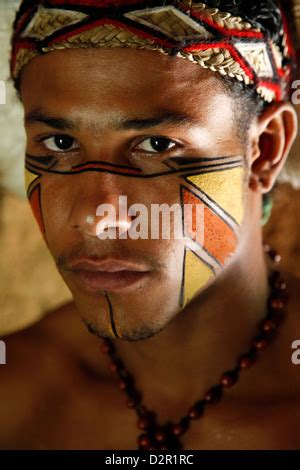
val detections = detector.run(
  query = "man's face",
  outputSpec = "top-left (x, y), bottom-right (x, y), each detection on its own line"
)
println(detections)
top-left (20, 48), bottom-right (249, 341)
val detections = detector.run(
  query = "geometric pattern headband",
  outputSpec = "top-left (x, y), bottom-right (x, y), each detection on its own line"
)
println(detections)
top-left (10, 0), bottom-right (295, 102)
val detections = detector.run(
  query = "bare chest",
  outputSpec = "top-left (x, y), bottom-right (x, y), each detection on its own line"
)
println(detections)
top-left (6, 387), bottom-right (300, 450)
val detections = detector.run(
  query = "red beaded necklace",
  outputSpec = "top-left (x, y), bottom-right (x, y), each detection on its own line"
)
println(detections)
top-left (100, 246), bottom-right (287, 450)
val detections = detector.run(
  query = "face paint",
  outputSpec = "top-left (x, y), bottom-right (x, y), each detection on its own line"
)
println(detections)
top-left (172, 156), bottom-right (245, 307)
top-left (25, 155), bottom-right (57, 240)
top-left (25, 151), bottom-right (244, 319)
top-left (24, 156), bottom-right (57, 240)
top-left (104, 292), bottom-right (119, 339)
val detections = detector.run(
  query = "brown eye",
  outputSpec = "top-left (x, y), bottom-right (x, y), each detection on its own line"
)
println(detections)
top-left (41, 135), bottom-right (79, 152)
top-left (135, 136), bottom-right (177, 153)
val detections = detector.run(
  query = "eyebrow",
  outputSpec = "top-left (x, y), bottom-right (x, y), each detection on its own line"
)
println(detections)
top-left (24, 108), bottom-right (198, 132)
top-left (25, 109), bottom-right (80, 130)
top-left (120, 113), bottom-right (197, 130)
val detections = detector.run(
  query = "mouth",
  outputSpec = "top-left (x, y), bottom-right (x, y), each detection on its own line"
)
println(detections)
top-left (65, 257), bottom-right (152, 293)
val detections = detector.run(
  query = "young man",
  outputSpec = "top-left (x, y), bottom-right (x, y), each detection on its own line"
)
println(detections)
top-left (1, 0), bottom-right (299, 450)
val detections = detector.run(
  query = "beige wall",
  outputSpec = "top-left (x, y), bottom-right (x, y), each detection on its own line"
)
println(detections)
top-left (0, 191), bottom-right (71, 336)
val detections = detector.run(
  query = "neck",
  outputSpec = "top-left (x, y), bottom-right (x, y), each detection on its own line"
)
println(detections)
top-left (113, 232), bottom-right (269, 413)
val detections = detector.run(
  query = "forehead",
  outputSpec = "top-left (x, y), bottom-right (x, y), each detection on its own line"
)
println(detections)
top-left (20, 47), bottom-right (234, 130)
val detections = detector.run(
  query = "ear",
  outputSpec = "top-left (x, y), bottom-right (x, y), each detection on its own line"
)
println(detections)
top-left (248, 101), bottom-right (298, 193)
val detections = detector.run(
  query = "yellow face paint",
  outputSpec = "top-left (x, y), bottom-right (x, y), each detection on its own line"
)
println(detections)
top-left (182, 250), bottom-right (214, 307)
top-left (24, 167), bottom-right (39, 194)
top-left (181, 164), bottom-right (245, 307)
top-left (186, 166), bottom-right (244, 225)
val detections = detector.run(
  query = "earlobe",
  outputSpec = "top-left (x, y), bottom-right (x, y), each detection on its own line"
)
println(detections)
top-left (249, 101), bottom-right (298, 194)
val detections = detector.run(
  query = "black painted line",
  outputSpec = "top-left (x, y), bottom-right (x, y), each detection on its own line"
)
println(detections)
top-left (24, 160), bottom-right (243, 179)
top-left (183, 177), bottom-right (241, 228)
top-left (105, 293), bottom-right (119, 339)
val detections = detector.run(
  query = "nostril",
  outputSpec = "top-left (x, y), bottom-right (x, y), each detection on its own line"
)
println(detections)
top-left (70, 213), bottom-right (98, 236)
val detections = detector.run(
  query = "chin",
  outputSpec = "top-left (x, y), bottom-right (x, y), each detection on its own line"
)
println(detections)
top-left (73, 293), bottom-right (176, 342)
top-left (82, 316), bottom-right (164, 342)
top-left (66, 275), bottom-right (182, 340)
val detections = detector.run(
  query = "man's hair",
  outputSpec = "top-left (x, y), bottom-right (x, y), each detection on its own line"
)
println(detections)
top-left (203, 0), bottom-right (297, 133)
top-left (13, 0), bottom-right (297, 132)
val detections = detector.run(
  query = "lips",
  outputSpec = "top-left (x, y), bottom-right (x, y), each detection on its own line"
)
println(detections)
top-left (65, 257), bottom-right (151, 292)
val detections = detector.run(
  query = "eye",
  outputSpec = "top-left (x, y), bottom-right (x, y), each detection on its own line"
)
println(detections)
top-left (40, 135), bottom-right (79, 152)
top-left (135, 136), bottom-right (177, 154)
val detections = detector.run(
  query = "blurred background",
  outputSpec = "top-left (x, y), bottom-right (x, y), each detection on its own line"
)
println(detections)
top-left (0, 0), bottom-right (299, 337)
top-left (0, 1), bottom-right (72, 336)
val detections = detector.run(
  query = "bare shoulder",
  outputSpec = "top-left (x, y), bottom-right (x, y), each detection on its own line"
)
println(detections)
top-left (0, 302), bottom-right (78, 402)
top-left (1, 301), bottom-right (79, 369)
top-left (0, 301), bottom-right (112, 447)
top-left (0, 300), bottom-right (109, 382)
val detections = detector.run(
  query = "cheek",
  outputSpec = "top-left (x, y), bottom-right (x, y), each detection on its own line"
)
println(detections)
top-left (181, 165), bottom-right (245, 307)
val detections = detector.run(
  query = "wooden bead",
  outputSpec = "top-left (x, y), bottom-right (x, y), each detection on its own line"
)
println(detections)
top-left (269, 250), bottom-right (281, 263)
top-left (138, 434), bottom-right (151, 447)
top-left (253, 337), bottom-right (269, 351)
top-left (270, 298), bottom-right (284, 310)
top-left (172, 424), bottom-right (184, 436)
top-left (205, 385), bottom-right (223, 404)
top-left (274, 280), bottom-right (287, 291)
top-left (239, 352), bottom-right (256, 369)
top-left (126, 398), bottom-right (138, 408)
top-left (109, 361), bottom-right (119, 373)
top-left (221, 370), bottom-right (239, 388)
top-left (188, 407), bottom-right (202, 420)
top-left (118, 379), bottom-right (127, 390)
top-left (155, 430), bottom-right (167, 443)
top-left (188, 400), bottom-right (205, 420)
top-left (137, 417), bottom-right (151, 430)
top-left (262, 319), bottom-right (277, 333)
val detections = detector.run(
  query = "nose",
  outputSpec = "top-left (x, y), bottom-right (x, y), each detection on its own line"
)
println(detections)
top-left (67, 173), bottom-right (136, 238)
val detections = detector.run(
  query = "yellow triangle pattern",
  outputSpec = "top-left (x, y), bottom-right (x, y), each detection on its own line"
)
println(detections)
top-left (24, 168), bottom-right (39, 193)
top-left (183, 250), bottom-right (214, 307)
top-left (187, 167), bottom-right (244, 225)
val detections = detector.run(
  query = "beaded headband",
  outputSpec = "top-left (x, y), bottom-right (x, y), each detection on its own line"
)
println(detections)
top-left (10, 0), bottom-right (295, 102)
